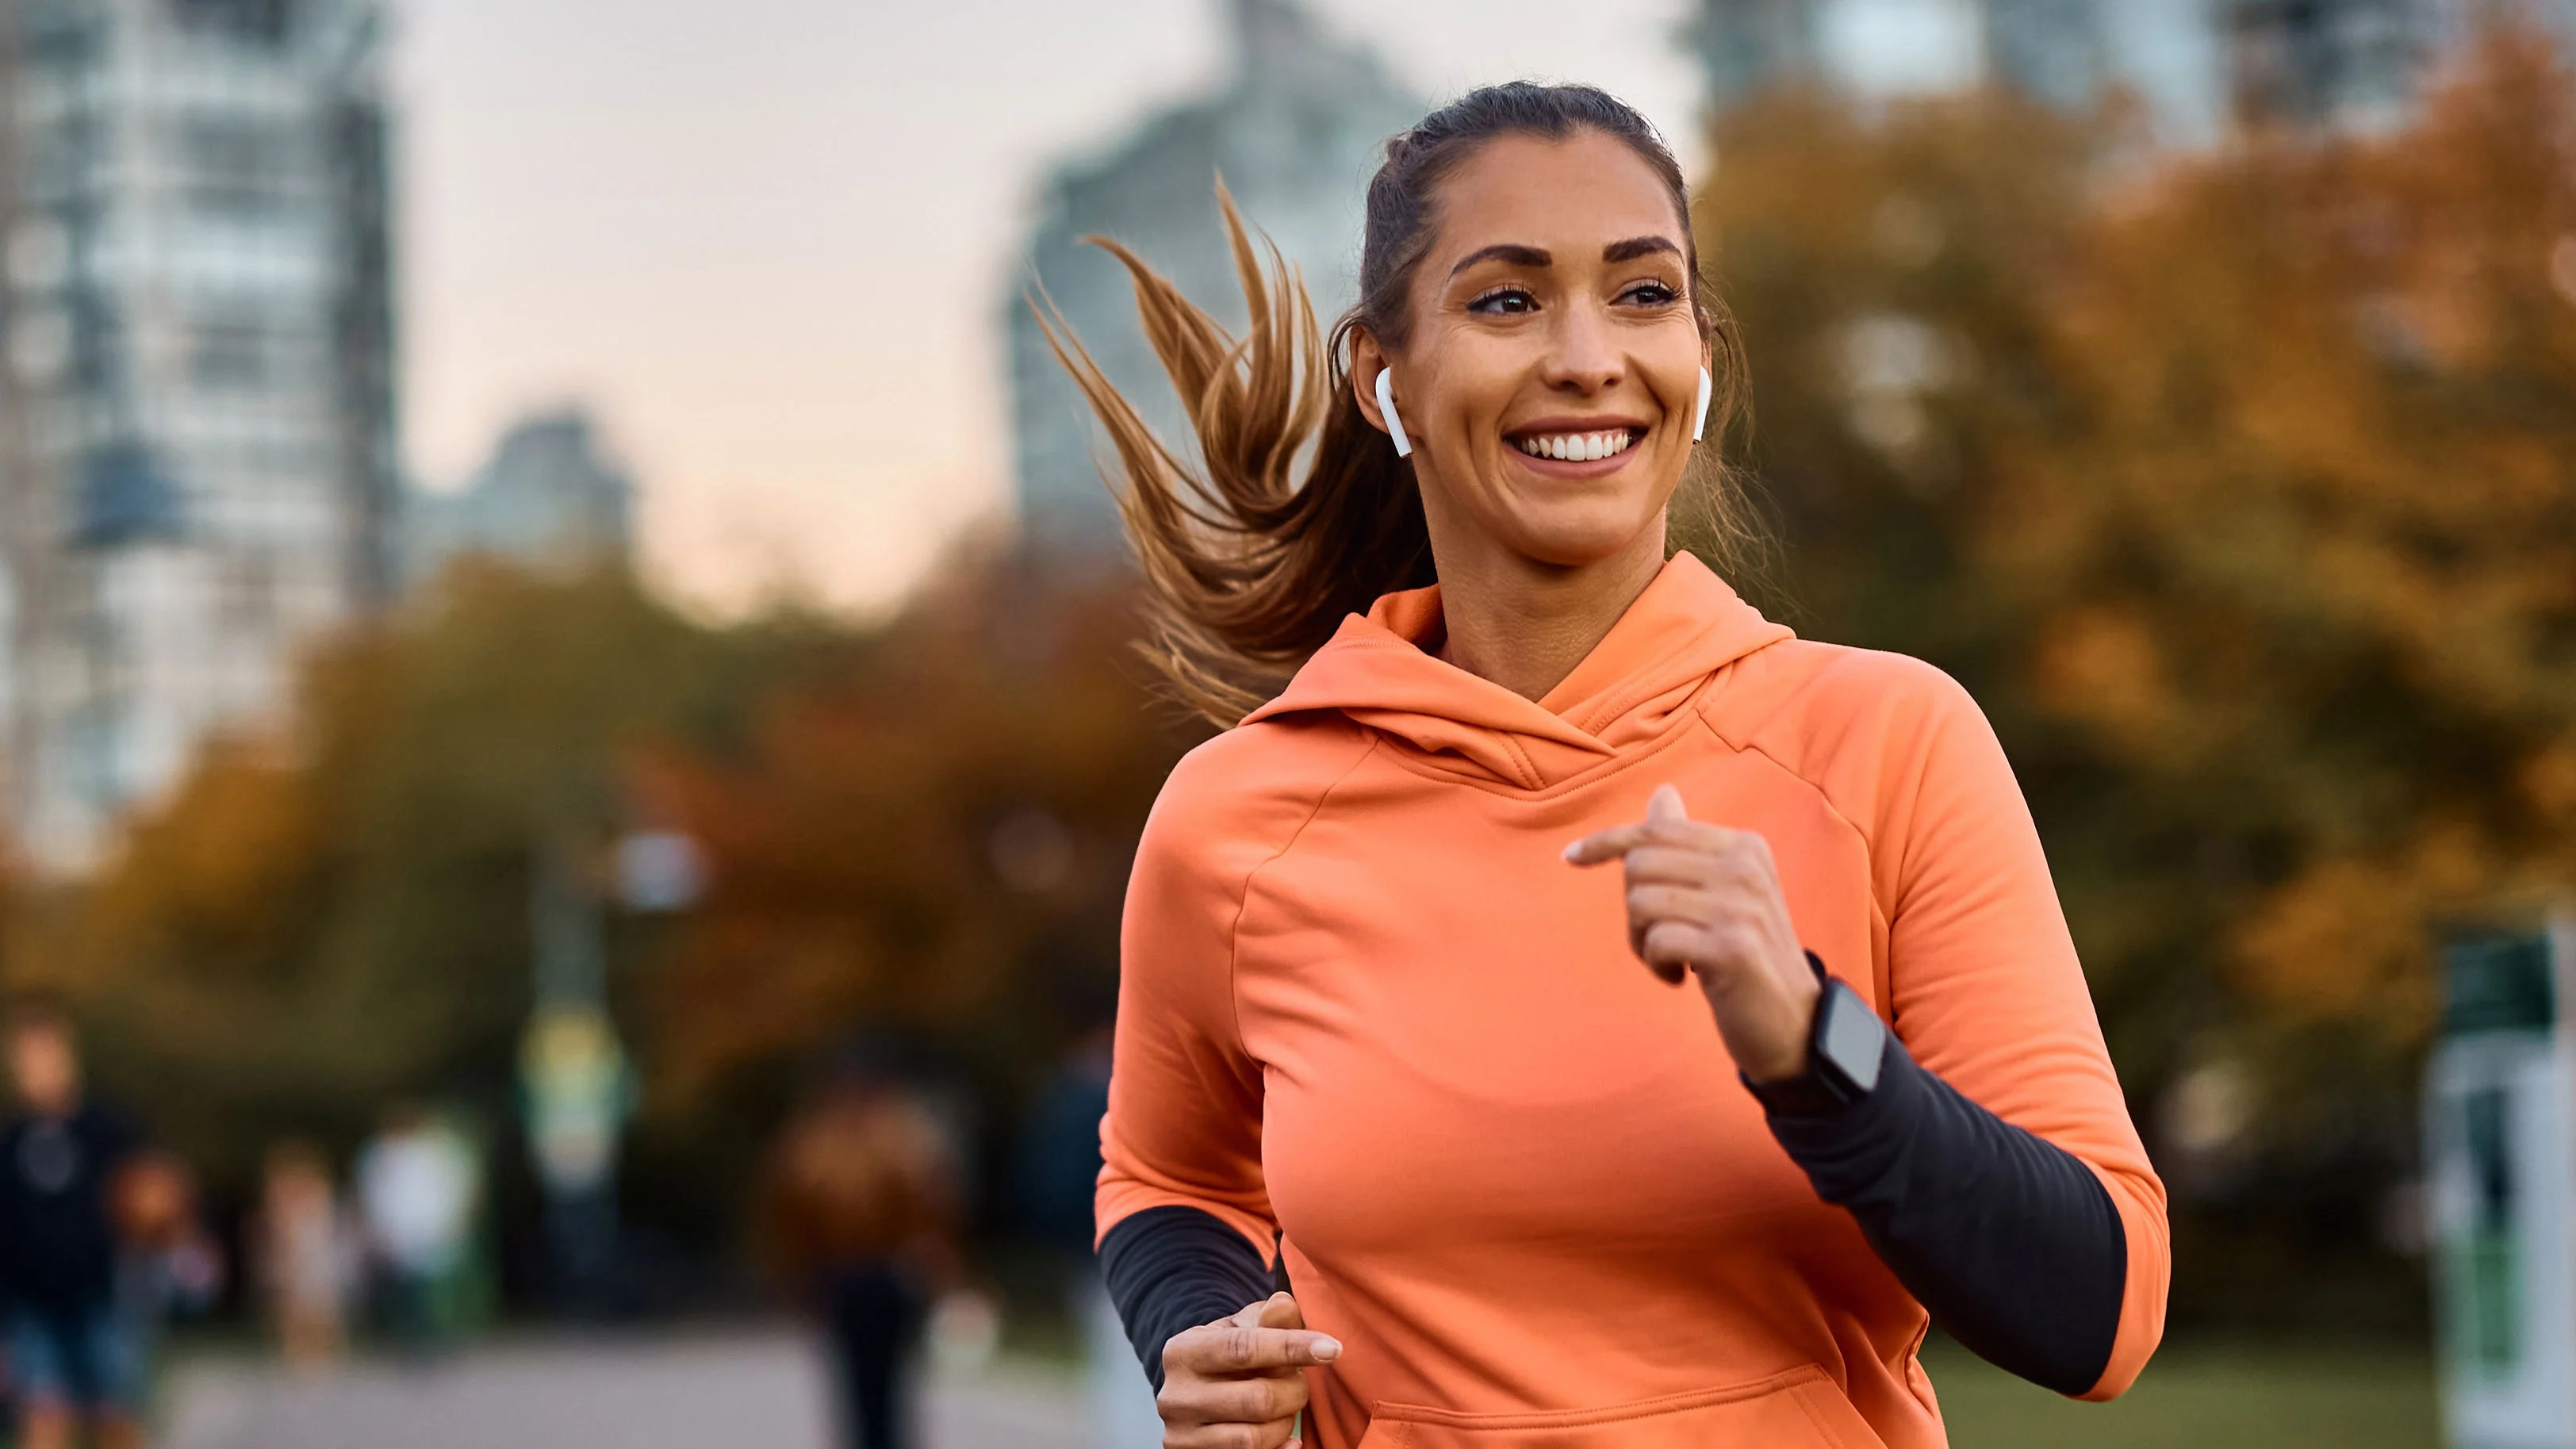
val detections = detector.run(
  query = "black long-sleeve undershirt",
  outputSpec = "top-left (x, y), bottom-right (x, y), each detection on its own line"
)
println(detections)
top-left (1760, 1029), bottom-right (2126, 1397)
top-left (1099, 1204), bottom-right (1275, 1393)
top-left (1098, 1038), bottom-right (2126, 1397)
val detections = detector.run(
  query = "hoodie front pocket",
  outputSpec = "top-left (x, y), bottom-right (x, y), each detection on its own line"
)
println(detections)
top-left (1351, 1364), bottom-right (1884, 1449)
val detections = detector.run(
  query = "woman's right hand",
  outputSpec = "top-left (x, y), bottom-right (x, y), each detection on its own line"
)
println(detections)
top-left (1158, 1290), bottom-right (1341, 1449)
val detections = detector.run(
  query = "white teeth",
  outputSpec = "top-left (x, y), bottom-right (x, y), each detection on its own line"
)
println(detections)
top-left (1515, 429), bottom-right (1635, 461)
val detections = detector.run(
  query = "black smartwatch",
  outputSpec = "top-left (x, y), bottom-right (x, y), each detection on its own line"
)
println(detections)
top-left (1742, 953), bottom-right (1886, 1117)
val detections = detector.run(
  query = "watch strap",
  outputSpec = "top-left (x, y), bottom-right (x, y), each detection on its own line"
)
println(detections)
top-left (1744, 957), bottom-right (1886, 1118)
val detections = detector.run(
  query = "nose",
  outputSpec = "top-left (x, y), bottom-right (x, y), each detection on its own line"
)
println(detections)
top-left (1540, 296), bottom-right (1623, 395)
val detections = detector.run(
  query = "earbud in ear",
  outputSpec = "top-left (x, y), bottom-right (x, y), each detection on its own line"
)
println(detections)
top-left (1375, 367), bottom-right (1412, 458)
top-left (1692, 365), bottom-right (1713, 444)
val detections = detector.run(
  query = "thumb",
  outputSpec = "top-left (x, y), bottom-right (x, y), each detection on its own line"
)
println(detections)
top-left (1255, 1291), bottom-right (1305, 1332)
top-left (1647, 784), bottom-right (1689, 826)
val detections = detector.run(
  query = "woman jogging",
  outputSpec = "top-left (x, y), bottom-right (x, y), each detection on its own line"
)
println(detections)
top-left (1044, 82), bottom-right (2168, 1449)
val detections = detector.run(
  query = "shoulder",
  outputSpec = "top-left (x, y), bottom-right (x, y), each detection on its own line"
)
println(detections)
top-left (1135, 714), bottom-right (1377, 897)
top-left (1702, 638), bottom-right (2015, 861)
top-left (1709, 638), bottom-right (1985, 763)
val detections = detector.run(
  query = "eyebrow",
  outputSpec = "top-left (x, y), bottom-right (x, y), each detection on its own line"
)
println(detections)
top-left (1449, 243), bottom-right (1551, 276)
top-left (1604, 236), bottom-right (1683, 263)
top-left (1448, 236), bottom-right (1684, 278)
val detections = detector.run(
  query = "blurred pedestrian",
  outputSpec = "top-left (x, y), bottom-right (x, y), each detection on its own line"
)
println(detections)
top-left (761, 1053), bottom-right (960, 1449)
top-left (109, 1153), bottom-right (223, 1401)
top-left (355, 1105), bottom-right (477, 1357)
top-left (0, 1000), bottom-right (151, 1449)
top-left (254, 1141), bottom-right (355, 1368)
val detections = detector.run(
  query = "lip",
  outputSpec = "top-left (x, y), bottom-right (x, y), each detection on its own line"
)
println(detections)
top-left (1505, 415), bottom-right (1654, 480)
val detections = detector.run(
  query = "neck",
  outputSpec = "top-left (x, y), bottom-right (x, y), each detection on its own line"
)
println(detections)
top-left (1431, 518), bottom-right (1669, 703)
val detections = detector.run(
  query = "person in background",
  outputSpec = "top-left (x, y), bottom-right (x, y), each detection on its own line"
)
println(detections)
top-left (1016, 1014), bottom-right (1162, 1449)
top-left (108, 1153), bottom-right (223, 1402)
top-left (254, 1141), bottom-right (355, 1368)
top-left (761, 1052), bottom-right (962, 1449)
top-left (355, 1105), bottom-right (477, 1358)
top-left (0, 1001), bottom-right (151, 1449)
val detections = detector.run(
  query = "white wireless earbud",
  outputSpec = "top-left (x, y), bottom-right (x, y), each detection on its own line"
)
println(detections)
top-left (1375, 366), bottom-right (1412, 458)
top-left (1692, 364), bottom-right (1713, 444)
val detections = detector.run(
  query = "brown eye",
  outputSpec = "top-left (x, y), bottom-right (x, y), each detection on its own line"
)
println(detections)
top-left (1469, 286), bottom-right (1537, 315)
top-left (1619, 282), bottom-right (1679, 307)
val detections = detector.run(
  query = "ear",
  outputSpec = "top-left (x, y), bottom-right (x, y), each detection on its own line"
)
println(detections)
top-left (1351, 328), bottom-right (1395, 437)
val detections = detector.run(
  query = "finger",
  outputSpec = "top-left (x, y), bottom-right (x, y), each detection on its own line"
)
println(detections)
top-left (1648, 784), bottom-right (1689, 825)
top-left (1626, 884), bottom-right (1718, 986)
top-left (1255, 1292), bottom-right (1305, 1333)
top-left (1620, 845), bottom-right (1727, 888)
top-left (1174, 1322), bottom-right (1343, 1375)
top-left (1623, 880), bottom-right (1718, 979)
top-left (1568, 797), bottom-right (1735, 866)
top-left (1641, 918), bottom-right (1715, 976)
top-left (1166, 1422), bottom-right (1301, 1449)
top-left (1625, 883), bottom-right (1721, 927)
top-left (1562, 822), bottom-right (1652, 866)
top-left (1182, 1372), bottom-right (1311, 1428)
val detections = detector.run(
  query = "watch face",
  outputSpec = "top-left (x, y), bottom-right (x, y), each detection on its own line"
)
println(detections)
top-left (1819, 984), bottom-right (1885, 1093)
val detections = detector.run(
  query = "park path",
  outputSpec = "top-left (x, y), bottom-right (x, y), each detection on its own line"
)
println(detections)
top-left (159, 1331), bottom-right (1093, 1449)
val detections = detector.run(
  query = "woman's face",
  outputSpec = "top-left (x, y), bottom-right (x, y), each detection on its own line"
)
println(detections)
top-left (1358, 130), bottom-right (1708, 573)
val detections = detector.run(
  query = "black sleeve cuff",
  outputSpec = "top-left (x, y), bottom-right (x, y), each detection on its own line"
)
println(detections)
top-left (1762, 1031), bottom-right (2129, 1397)
top-left (1098, 1205), bottom-right (1275, 1392)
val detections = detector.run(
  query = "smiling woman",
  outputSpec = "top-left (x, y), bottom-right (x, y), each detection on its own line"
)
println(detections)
top-left (1037, 82), bottom-right (2168, 1449)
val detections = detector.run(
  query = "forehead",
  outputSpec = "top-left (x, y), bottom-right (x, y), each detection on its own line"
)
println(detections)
top-left (1426, 131), bottom-right (1687, 266)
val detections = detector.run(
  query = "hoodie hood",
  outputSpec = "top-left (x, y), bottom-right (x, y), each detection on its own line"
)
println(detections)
top-left (1241, 552), bottom-right (1793, 791)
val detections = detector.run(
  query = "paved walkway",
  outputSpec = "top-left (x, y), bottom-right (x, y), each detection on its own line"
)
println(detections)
top-left (161, 1332), bottom-right (1094, 1449)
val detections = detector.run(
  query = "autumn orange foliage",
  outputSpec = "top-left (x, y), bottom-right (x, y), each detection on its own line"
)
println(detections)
top-left (1708, 30), bottom-right (2576, 1069)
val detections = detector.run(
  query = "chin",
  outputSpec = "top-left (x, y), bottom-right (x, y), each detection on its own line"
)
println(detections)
top-left (1506, 510), bottom-right (1664, 569)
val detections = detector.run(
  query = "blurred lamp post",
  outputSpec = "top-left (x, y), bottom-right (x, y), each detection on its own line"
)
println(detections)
top-left (519, 829), bottom-right (701, 1314)
top-left (2425, 917), bottom-right (2576, 1449)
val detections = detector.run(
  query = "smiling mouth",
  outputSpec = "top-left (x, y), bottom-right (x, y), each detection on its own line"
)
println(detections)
top-left (1512, 427), bottom-right (1646, 463)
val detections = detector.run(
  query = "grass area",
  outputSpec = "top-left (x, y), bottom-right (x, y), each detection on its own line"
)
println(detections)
top-left (1922, 1338), bottom-right (2440, 1448)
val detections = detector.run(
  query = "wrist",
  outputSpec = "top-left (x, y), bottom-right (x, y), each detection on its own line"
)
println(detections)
top-left (1735, 949), bottom-right (1826, 1084)
top-left (1742, 956), bottom-right (1885, 1117)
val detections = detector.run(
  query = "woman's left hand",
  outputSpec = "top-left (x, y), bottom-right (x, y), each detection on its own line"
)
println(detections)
top-left (1565, 784), bottom-right (1822, 1083)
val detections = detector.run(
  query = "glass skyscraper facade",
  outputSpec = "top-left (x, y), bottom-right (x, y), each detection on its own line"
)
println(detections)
top-left (0, 0), bottom-right (395, 866)
top-left (1004, 0), bottom-right (1420, 556)
top-left (1684, 0), bottom-right (2576, 140)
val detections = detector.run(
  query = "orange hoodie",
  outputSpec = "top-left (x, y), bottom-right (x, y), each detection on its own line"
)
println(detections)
top-left (1098, 552), bottom-right (2168, 1449)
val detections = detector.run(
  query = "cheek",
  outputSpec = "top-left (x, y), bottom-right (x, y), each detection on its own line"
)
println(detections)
top-left (1419, 348), bottom-right (1525, 443)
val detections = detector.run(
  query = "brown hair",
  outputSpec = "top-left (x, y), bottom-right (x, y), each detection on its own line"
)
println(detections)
top-left (1035, 82), bottom-right (1752, 726)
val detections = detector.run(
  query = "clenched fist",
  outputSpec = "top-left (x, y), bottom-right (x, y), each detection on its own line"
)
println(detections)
top-left (1156, 1291), bottom-right (1339, 1449)
top-left (1565, 784), bottom-right (1822, 1083)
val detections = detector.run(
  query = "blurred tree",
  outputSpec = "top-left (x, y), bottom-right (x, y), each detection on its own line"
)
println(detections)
top-left (630, 550), bottom-right (1192, 1128)
top-left (2, 562), bottom-right (853, 1189)
top-left (1699, 29), bottom-right (2576, 1330)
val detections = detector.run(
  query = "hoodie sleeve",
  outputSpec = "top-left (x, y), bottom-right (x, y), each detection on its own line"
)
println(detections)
top-left (1095, 752), bottom-right (1282, 1324)
top-left (1865, 664), bottom-right (2170, 1399)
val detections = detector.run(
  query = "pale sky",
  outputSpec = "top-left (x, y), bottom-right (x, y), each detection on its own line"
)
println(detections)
top-left (393, 0), bottom-right (1707, 615)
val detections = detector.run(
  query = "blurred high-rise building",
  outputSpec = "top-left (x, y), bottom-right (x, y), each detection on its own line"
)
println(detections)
top-left (1004, 0), bottom-right (1419, 557)
top-left (1686, 0), bottom-right (2576, 140)
top-left (0, 0), bottom-right (395, 868)
top-left (402, 409), bottom-right (634, 586)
